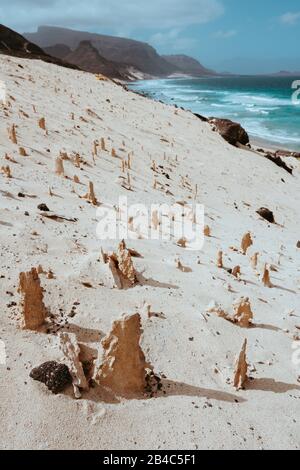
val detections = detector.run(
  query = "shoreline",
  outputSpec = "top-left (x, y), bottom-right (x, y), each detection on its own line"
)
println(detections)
top-left (128, 78), bottom-right (299, 155)
top-left (250, 135), bottom-right (298, 153)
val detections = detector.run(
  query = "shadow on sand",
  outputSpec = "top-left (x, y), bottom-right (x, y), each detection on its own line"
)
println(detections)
top-left (83, 378), bottom-right (246, 405)
top-left (247, 378), bottom-right (300, 394)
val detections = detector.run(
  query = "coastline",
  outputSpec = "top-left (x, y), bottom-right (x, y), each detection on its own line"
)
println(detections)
top-left (250, 135), bottom-right (292, 153)
top-left (128, 76), bottom-right (300, 155)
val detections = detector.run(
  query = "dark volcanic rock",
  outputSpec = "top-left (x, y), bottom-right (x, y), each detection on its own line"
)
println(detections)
top-left (37, 203), bottom-right (50, 211)
top-left (162, 54), bottom-right (216, 77)
top-left (30, 361), bottom-right (72, 394)
top-left (275, 149), bottom-right (300, 159)
top-left (256, 207), bottom-right (275, 224)
top-left (193, 112), bottom-right (208, 122)
top-left (297, 241), bottom-right (300, 249)
top-left (0, 24), bottom-right (79, 70)
top-left (266, 154), bottom-right (293, 175)
top-left (209, 118), bottom-right (249, 147)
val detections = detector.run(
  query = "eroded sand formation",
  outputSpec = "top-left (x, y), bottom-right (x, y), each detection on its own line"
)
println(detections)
top-left (18, 268), bottom-right (47, 330)
top-left (95, 313), bottom-right (152, 397)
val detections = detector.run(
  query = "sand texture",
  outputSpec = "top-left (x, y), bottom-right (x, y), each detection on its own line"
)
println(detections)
top-left (0, 55), bottom-right (300, 450)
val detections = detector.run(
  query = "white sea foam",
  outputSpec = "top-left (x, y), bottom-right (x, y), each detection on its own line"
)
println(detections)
top-left (224, 93), bottom-right (292, 107)
top-left (129, 78), bottom-right (300, 149)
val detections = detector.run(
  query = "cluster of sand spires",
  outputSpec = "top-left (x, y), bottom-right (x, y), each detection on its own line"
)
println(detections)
top-left (11, 112), bottom-right (296, 398)
top-left (18, 265), bottom-right (152, 397)
top-left (17, 238), bottom-right (153, 398)
top-left (1, 55), bottom-right (299, 449)
top-left (17, 226), bottom-right (269, 397)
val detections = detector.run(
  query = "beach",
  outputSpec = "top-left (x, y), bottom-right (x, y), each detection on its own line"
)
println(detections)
top-left (0, 54), bottom-right (300, 450)
top-left (129, 75), bottom-right (300, 152)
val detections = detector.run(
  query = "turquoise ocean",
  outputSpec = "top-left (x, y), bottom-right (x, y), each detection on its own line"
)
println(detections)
top-left (129, 76), bottom-right (300, 151)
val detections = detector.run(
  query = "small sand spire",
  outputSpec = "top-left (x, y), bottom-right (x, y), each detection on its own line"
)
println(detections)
top-left (38, 117), bottom-right (46, 131)
top-left (19, 147), bottom-right (27, 156)
top-left (233, 339), bottom-right (248, 390)
top-left (8, 124), bottom-right (17, 144)
top-left (233, 297), bottom-right (253, 328)
top-left (262, 264), bottom-right (272, 288)
top-left (95, 313), bottom-right (152, 397)
top-left (251, 252), bottom-right (259, 270)
top-left (100, 137), bottom-right (106, 151)
top-left (241, 232), bottom-right (253, 255)
top-left (217, 250), bottom-right (223, 268)
top-left (93, 140), bottom-right (98, 157)
top-left (55, 157), bottom-right (64, 176)
top-left (18, 268), bottom-right (47, 330)
top-left (232, 266), bottom-right (241, 279)
top-left (1, 165), bottom-right (12, 178)
top-left (117, 240), bottom-right (137, 286)
top-left (107, 241), bottom-right (137, 289)
top-left (204, 225), bottom-right (211, 237)
top-left (74, 153), bottom-right (81, 168)
top-left (177, 238), bottom-right (187, 248)
top-left (84, 181), bottom-right (98, 206)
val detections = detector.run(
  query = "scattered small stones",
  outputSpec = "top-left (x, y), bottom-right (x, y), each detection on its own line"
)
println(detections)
top-left (265, 154), bottom-right (293, 175)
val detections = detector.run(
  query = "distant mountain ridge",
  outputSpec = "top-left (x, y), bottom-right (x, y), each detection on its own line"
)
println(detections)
top-left (1, 24), bottom-right (219, 81)
top-left (54, 40), bottom-right (143, 81)
top-left (162, 54), bottom-right (216, 76)
top-left (25, 26), bottom-right (177, 77)
top-left (270, 70), bottom-right (300, 77)
top-left (25, 26), bottom-right (219, 79)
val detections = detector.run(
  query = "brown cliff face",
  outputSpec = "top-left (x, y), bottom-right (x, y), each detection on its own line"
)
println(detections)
top-left (0, 24), bottom-right (79, 70)
top-left (43, 43), bottom-right (72, 59)
top-left (25, 25), bottom-right (177, 76)
top-left (64, 41), bottom-right (138, 80)
top-left (162, 54), bottom-right (216, 76)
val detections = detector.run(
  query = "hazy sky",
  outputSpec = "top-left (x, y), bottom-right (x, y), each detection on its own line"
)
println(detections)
top-left (1, 0), bottom-right (299, 73)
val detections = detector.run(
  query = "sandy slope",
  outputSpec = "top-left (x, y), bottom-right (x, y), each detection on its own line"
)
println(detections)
top-left (0, 55), bottom-right (299, 450)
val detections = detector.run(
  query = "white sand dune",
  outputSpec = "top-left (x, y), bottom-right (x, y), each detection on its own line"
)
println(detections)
top-left (0, 55), bottom-right (299, 450)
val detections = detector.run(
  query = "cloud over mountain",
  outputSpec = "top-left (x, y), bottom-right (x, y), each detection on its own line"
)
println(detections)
top-left (0, 0), bottom-right (224, 33)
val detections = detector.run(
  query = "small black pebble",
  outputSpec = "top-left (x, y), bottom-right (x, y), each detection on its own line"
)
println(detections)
top-left (37, 203), bottom-right (50, 212)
